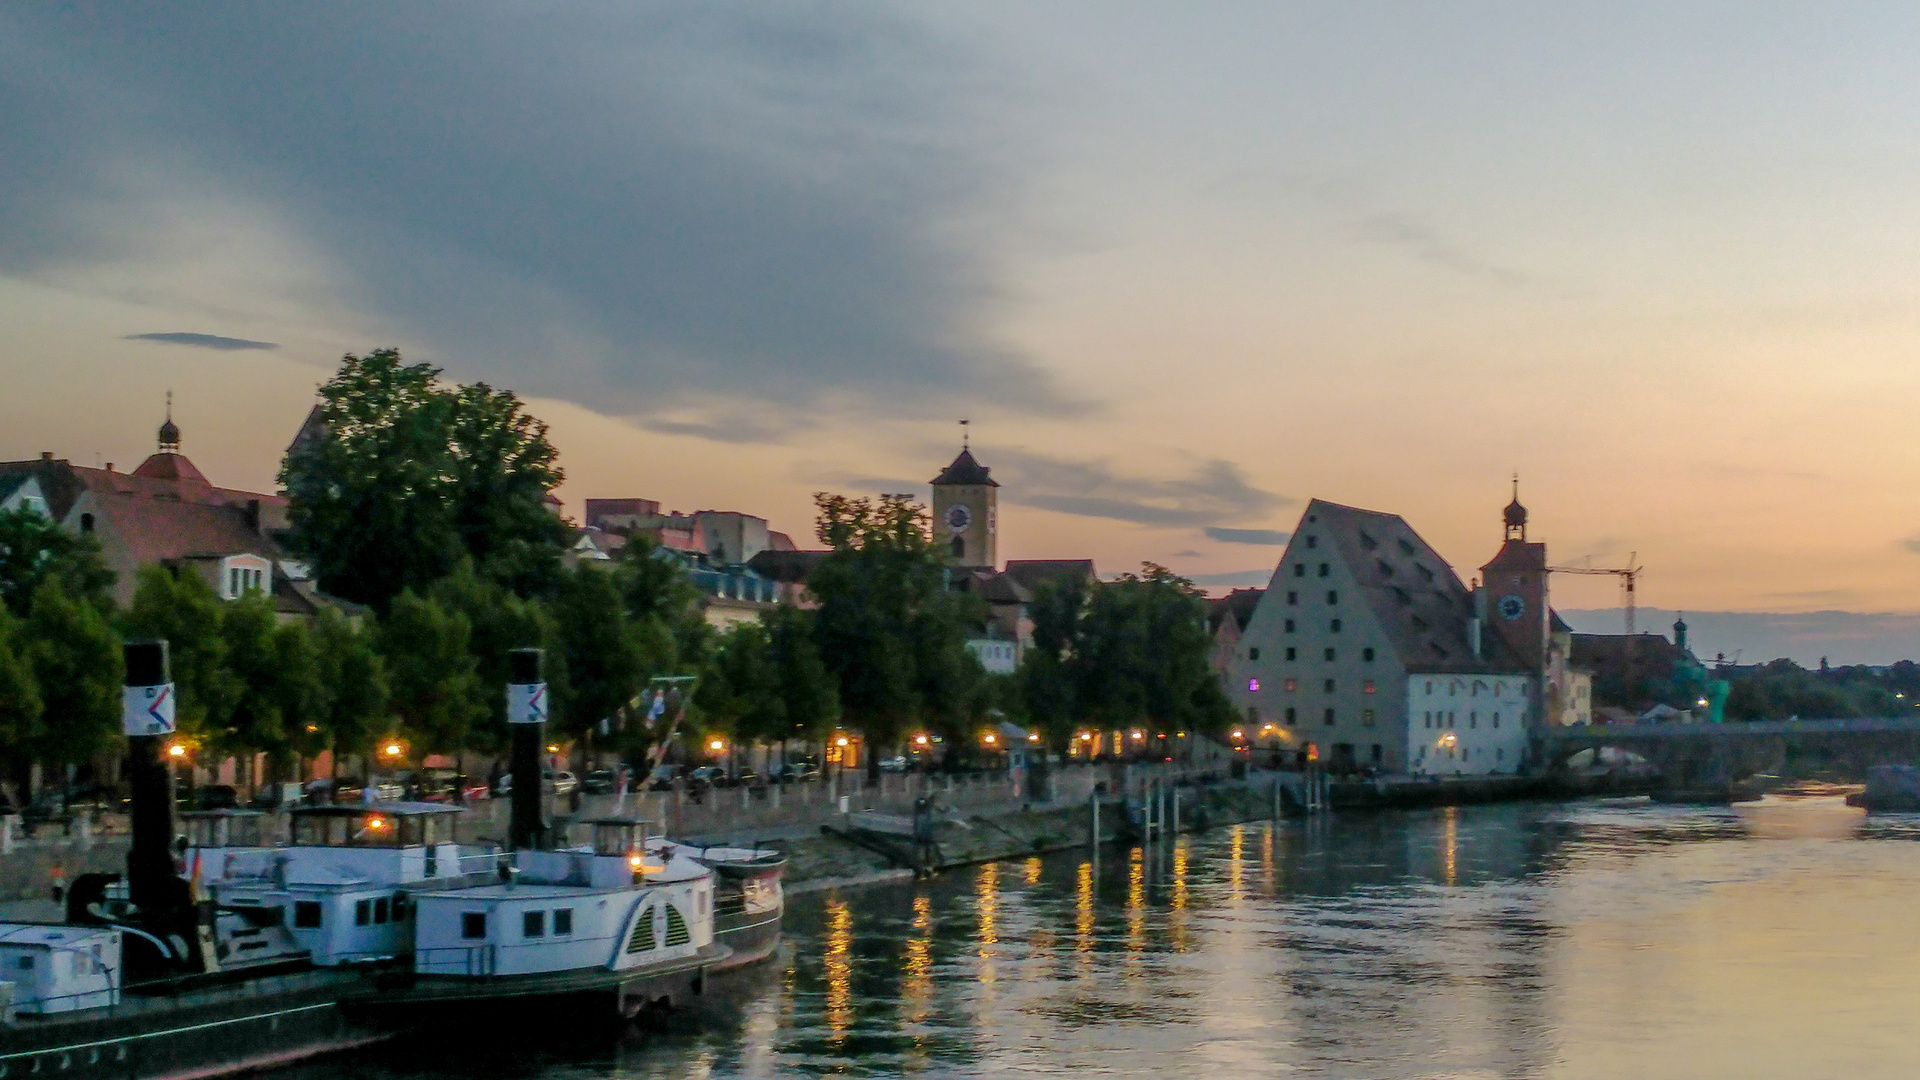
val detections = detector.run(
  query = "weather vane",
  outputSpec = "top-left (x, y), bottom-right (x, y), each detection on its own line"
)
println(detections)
top-left (960, 418), bottom-right (970, 450)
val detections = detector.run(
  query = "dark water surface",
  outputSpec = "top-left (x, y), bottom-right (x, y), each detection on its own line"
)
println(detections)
top-left (343, 791), bottom-right (1920, 1078)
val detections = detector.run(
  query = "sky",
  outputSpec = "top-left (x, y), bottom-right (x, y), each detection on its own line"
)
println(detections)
top-left (7, 2), bottom-right (1920, 657)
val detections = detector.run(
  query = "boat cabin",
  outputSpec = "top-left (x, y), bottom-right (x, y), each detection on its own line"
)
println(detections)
top-left (410, 819), bottom-right (716, 978)
top-left (0, 924), bottom-right (120, 1014)
top-left (201, 804), bottom-right (472, 967)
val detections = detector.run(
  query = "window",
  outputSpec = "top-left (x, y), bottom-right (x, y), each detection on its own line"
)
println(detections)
top-left (1363, 647), bottom-right (1375, 662)
top-left (1284, 619), bottom-right (1296, 633)
top-left (1249, 678), bottom-right (1261, 692)
top-left (1285, 647), bottom-right (1297, 661)
top-left (1469, 712), bottom-right (1477, 729)
top-left (1287, 591), bottom-right (1299, 604)
top-left (1423, 710), bottom-right (1431, 728)
top-left (462, 912), bottom-right (487, 939)
top-left (1362, 709), bottom-right (1375, 727)
top-left (1306, 535), bottom-right (1317, 548)
top-left (1376, 559), bottom-right (1394, 577)
top-left (1284, 678), bottom-right (1297, 692)
top-left (554, 909), bottom-right (573, 936)
top-left (355, 899), bottom-right (371, 926)
top-left (1285, 706), bottom-right (1297, 722)
top-left (294, 901), bottom-right (322, 929)
top-left (1497, 748), bottom-right (1505, 761)
top-left (1448, 682), bottom-right (1458, 697)
top-left (392, 894), bottom-right (409, 920)
top-left (373, 897), bottom-right (390, 924)
top-left (79, 513), bottom-right (94, 534)
top-left (1323, 707), bottom-right (1335, 726)
top-left (1363, 680), bottom-right (1375, 694)
top-left (1326, 590), bottom-right (1338, 605)
top-left (15, 956), bottom-right (32, 970)
top-left (1324, 647), bottom-right (1337, 662)
top-left (1397, 538), bottom-right (1415, 556)
top-left (1492, 712), bottom-right (1500, 729)
top-left (1358, 529), bottom-right (1377, 550)
top-left (1371, 744), bottom-right (1383, 762)
top-left (1317, 563), bottom-right (1329, 578)
top-left (1425, 681), bottom-right (1433, 694)
top-left (1248, 647), bottom-right (1260, 661)
top-left (1329, 619), bottom-right (1341, 632)
top-left (1323, 678), bottom-right (1335, 692)
top-left (1294, 564), bottom-right (1306, 578)
top-left (523, 910), bottom-right (546, 937)
top-left (229, 569), bottom-right (241, 597)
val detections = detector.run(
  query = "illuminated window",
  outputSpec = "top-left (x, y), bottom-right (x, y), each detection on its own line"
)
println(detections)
top-left (1284, 678), bottom-right (1297, 692)
top-left (1362, 709), bottom-right (1375, 726)
top-left (1248, 678), bottom-right (1261, 692)
top-left (1363, 680), bottom-right (1375, 694)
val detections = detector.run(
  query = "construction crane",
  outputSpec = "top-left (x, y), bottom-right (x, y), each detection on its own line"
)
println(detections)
top-left (1548, 553), bottom-right (1643, 691)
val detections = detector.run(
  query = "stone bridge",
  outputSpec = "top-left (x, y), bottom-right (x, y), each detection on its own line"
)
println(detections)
top-left (1539, 717), bottom-right (1920, 786)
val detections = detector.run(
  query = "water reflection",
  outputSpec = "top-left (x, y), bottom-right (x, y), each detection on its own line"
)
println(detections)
top-left (337, 792), bottom-right (1920, 1080)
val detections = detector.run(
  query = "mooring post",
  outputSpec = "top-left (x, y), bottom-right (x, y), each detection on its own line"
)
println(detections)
top-left (1090, 788), bottom-right (1100, 847)
top-left (1172, 787), bottom-right (1181, 836)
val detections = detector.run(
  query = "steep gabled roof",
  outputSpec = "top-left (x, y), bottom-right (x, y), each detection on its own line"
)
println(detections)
top-left (930, 449), bottom-right (997, 487)
top-left (91, 492), bottom-right (282, 565)
top-left (1208, 587), bottom-right (1263, 634)
top-left (1302, 498), bottom-right (1531, 674)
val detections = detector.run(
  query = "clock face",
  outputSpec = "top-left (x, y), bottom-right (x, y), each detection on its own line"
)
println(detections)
top-left (1498, 594), bottom-right (1526, 621)
top-left (946, 504), bottom-right (972, 533)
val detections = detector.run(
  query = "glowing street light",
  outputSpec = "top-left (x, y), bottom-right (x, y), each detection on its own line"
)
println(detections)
top-left (1027, 733), bottom-right (1040, 743)
top-left (708, 738), bottom-right (726, 753)
top-left (983, 732), bottom-right (997, 745)
top-left (167, 743), bottom-right (187, 759)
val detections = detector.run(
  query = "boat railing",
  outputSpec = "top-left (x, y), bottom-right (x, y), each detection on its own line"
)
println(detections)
top-left (3, 968), bottom-right (364, 1030)
top-left (413, 944), bottom-right (496, 977)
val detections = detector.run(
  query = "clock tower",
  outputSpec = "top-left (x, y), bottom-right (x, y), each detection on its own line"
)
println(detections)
top-left (930, 436), bottom-right (998, 571)
top-left (1480, 477), bottom-right (1550, 672)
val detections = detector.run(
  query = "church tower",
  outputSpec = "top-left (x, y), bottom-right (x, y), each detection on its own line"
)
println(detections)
top-left (1480, 477), bottom-right (1550, 672)
top-left (930, 426), bottom-right (998, 571)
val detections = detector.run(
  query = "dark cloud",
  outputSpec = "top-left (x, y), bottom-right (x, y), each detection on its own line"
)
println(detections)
top-left (1204, 526), bottom-right (1291, 545)
top-left (1169, 549), bottom-right (1203, 558)
top-left (1901, 537), bottom-right (1920, 555)
top-left (988, 448), bottom-right (1292, 529)
top-left (125, 332), bottom-right (278, 351)
top-left (0, 4), bottom-right (1073, 431)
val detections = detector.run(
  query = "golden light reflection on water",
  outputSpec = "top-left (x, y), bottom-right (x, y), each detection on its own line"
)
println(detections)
top-left (824, 897), bottom-right (853, 1042)
top-left (1261, 821), bottom-right (1275, 892)
top-left (976, 862), bottom-right (999, 975)
top-left (1075, 860), bottom-right (1094, 966)
top-left (1024, 855), bottom-right (1044, 885)
top-left (1443, 805), bottom-right (1458, 887)
top-left (1228, 824), bottom-right (1244, 903)
top-left (1126, 845), bottom-right (1145, 967)
top-left (1171, 840), bottom-right (1190, 952)
top-left (900, 892), bottom-right (933, 1051)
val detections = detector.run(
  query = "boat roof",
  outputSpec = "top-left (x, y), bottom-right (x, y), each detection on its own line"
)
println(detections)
top-left (0, 923), bottom-right (118, 946)
top-left (408, 882), bottom-right (616, 900)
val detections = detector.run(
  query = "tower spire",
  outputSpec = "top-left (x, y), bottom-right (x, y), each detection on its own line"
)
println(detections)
top-left (156, 390), bottom-right (181, 453)
top-left (1503, 473), bottom-right (1528, 541)
top-left (960, 418), bottom-right (969, 451)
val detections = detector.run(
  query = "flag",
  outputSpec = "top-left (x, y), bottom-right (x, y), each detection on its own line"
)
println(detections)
top-left (645, 690), bottom-right (666, 728)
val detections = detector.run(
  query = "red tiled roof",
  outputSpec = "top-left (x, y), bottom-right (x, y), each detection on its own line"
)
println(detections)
top-left (90, 492), bottom-right (281, 565)
top-left (131, 452), bottom-right (207, 484)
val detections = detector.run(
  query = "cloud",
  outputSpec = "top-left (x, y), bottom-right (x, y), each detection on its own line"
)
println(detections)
top-left (988, 448), bottom-right (1292, 529)
top-left (1204, 526), bottom-right (1291, 545)
top-left (1169, 549), bottom-right (1203, 558)
top-left (1185, 569), bottom-right (1275, 590)
top-left (1902, 536), bottom-right (1920, 555)
top-left (124, 332), bottom-right (278, 351)
top-left (1348, 211), bottom-right (1530, 288)
top-left (0, 4), bottom-right (1073, 431)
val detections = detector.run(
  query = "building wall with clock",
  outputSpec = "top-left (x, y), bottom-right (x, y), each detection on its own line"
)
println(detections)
top-left (1226, 497), bottom-right (1556, 777)
top-left (930, 447), bottom-right (999, 571)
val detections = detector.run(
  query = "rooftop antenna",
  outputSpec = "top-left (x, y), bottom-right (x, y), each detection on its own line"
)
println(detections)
top-left (960, 418), bottom-right (970, 451)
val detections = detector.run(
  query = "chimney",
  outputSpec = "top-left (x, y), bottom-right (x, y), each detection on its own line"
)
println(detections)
top-left (506, 649), bottom-right (550, 851)
top-left (39, 452), bottom-right (51, 462)
top-left (123, 640), bottom-right (179, 914)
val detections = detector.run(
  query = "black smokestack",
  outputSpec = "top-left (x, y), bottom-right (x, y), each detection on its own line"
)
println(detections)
top-left (124, 640), bottom-right (178, 913)
top-left (507, 648), bottom-right (549, 850)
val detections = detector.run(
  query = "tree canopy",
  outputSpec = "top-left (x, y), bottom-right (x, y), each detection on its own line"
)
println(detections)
top-left (280, 349), bottom-right (567, 609)
top-left (0, 507), bottom-right (113, 618)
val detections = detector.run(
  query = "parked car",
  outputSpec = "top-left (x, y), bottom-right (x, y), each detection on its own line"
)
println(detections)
top-left (879, 755), bottom-right (910, 773)
top-left (189, 785), bottom-right (239, 811)
top-left (546, 770), bottom-right (580, 796)
top-left (646, 764), bottom-right (682, 791)
top-left (248, 782), bottom-right (302, 810)
top-left (460, 778), bottom-right (492, 803)
top-left (582, 769), bottom-right (619, 795)
top-left (780, 763), bottom-right (822, 784)
top-left (732, 767), bottom-right (759, 788)
top-left (687, 766), bottom-right (724, 790)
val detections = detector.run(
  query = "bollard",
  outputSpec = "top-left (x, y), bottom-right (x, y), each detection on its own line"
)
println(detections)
top-left (1090, 790), bottom-right (1100, 847)
top-left (838, 795), bottom-right (850, 815)
top-left (76, 809), bottom-right (92, 845)
top-left (0, 814), bottom-right (13, 854)
top-left (1172, 788), bottom-right (1180, 836)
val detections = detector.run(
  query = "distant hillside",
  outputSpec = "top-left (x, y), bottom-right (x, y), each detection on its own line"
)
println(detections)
top-left (1559, 609), bottom-right (1920, 668)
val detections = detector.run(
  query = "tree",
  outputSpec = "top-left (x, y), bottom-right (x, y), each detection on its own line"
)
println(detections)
top-left (807, 493), bottom-right (986, 777)
top-left (307, 608), bottom-right (389, 776)
top-left (122, 566), bottom-right (235, 743)
top-left (430, 562), bottom-right (567, 760)
top-left (0, 608), bottom-right (44, 789)
top-left (551, 565), bottom-right (651, 748)
top-left (216, 594), bottom-right (321, 787)
top-left (764, 604), bottom-right (839, 748)
top-left (0, 507), bottom-right (113, 617)
top-left (24, 578), bottom-right (122, 772)
top-left (280, 349), bottom-right (567, 609)
top-left (378, 591), bottom-right (485, 760)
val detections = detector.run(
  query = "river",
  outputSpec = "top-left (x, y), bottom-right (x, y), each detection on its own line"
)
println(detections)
top-left (341, 789), bottom-right (1920, 1078)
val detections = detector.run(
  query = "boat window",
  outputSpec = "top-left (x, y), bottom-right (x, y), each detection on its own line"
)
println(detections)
top-left (392, 893), bottom-right (410, 920)
top-left (355, 899), bottom-right (371, 926)
top-left (374, 898), bottom-right (390, 924)
top-left (15, 955), bottom-right (33, 970)
top-left (461, 912), bottom-right (487, 939)
top-left (627, 907), bottom-right (656, 952)
top-left (523, 910), bottom-right (545, 938)
top-left (553, 909), bottom-right (573, 936)
top-left (294, 901), bottom-right (322, 929)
